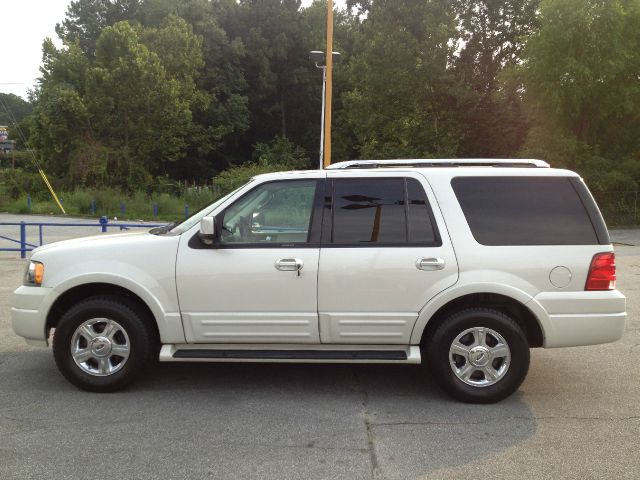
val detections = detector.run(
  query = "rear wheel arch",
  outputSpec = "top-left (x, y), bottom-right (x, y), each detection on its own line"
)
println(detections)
top-left (419, 292), bottom-right (544, 349)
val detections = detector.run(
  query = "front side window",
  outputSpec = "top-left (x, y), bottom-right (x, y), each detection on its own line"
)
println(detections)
top-left (331, 177), bottom-right (440, 246)
top-left (169, 183), bottom-right (251, 234)
top-left (220, 180), bottom-right (318, 245)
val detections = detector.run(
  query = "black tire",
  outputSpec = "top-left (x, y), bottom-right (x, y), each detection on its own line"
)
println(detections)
top-left (425, 307), bottom-right (530, 404)
top-left (53, 295), bottom-right (156, 392)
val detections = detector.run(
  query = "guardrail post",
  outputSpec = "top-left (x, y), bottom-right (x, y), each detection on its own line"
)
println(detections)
top-left (27, 194), bottom-right (31, 212)
top-left (20, 221), bottom-right (26, 259)
top-left (39, 224), bottom-right (43, 246)
top-left (153, 203), bottom-right (158, 219)
top-left (184, 204), bottom-right (189, 218)
top-left (99, 216), bottom-right (108, 233)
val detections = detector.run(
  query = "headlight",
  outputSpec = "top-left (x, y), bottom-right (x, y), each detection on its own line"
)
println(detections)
top-left (24, 261), bottom-right (44, 286)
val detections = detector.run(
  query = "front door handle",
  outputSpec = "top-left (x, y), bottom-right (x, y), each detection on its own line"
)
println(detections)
top-left (416, 257), bottom-right (445, 271)
top-left (275, 258), bottom-right (304, 274)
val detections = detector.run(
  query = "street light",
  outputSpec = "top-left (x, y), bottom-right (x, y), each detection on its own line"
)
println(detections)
top-left (310, 50), bottom-right (341, 169)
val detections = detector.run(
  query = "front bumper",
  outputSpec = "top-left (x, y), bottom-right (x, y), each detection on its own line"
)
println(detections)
top-left (11, 285), bottom-right (53, 347)
top-left (534, 290), bottom-right (627, 348)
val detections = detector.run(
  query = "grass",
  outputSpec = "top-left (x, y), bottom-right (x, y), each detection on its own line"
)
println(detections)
top-left (0, 188), bottom-right (221, 222)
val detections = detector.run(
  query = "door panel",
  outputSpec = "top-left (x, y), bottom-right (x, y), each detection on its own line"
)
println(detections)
top-left (176, 178), bottom-right (323, 344)
top-left (318, 246), bottom-right (456, 343)
top-left (318, 173), bottom-right (458, 344)
top-left (177, 247), bottom-right (320, 343)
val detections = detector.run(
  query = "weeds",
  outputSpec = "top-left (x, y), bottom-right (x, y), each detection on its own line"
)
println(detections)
top-left (0, 188), bottom-right (221, 221)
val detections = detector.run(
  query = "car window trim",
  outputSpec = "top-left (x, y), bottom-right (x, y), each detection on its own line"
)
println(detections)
top-left (451, 176), bottom-right (602, 246)
top-left (324, 176), bottom-right (442, 248)
top-left (189, 178), bottom-right (324, 250)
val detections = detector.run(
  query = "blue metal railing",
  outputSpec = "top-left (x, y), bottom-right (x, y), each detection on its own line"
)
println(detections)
top-left (0, 216), bottom-right (167, 258)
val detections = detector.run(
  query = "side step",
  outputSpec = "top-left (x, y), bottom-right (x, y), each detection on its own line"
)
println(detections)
top-left (160, 345), bottom-right (421, 364)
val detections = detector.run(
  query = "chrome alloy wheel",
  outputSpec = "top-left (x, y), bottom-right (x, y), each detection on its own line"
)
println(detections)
top-left (70, 318), bottom-right (131, 376)
top-left (449, 327), bottom-right (511, 387)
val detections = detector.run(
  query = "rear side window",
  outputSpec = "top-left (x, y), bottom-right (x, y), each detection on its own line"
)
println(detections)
top-left (331, 177), bottom-right (440, 246)
top-left (452, 177), bottom-right (602, 246)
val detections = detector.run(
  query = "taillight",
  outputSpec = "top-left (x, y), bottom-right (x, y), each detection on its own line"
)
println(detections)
top-left (585, 252), bottom-right (616, 291)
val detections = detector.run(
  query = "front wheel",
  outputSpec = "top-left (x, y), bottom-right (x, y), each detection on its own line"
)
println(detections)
top-left (53, 296), bottom-right (156, 392)
top-left (426, 308), bottom-right (530, 403)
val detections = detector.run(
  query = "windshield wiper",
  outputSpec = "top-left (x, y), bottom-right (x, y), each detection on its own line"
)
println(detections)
top-left (150, 221), bottom-right (179, 235)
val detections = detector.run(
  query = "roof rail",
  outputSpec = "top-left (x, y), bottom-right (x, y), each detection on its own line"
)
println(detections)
top-left (326, 159), bottom-right (550, 169)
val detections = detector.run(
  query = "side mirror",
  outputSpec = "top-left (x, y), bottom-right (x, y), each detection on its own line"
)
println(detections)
top-left (199, 216), bottom-right (218, 246)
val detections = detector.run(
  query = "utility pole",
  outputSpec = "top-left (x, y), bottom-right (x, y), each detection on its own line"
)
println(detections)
top-left (323, 0), bottom-right (334, 168)
top-left (310, 51), bottom-right (340, 170)
top-left (320, 65), bottom-right (326, 170)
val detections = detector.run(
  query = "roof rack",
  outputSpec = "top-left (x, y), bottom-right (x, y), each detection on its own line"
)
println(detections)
top-left (326, 159), bottom-right (550, 169)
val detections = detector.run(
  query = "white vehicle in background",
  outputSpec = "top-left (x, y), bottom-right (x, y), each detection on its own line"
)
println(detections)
top-left (11, 159), bottom-right (626, 403)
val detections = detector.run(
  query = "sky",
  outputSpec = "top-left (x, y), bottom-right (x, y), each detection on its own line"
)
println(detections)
top-left (0, 0), bottom-right (347, 100)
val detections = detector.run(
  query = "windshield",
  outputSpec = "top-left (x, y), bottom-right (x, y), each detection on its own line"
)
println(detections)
top-left (168, 181), bottom-right (253, 234)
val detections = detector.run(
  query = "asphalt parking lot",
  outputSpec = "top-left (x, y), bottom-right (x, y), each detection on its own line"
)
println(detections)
top-left (0, 215), bottom-right (638, 480)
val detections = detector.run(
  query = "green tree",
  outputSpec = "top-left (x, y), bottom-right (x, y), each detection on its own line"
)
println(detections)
top-left (56, 0), bottom-right (140, 57)
top-left (172, 0), bottom-right (251, 176)
top-left (0, 93), bottom-right (34, 150)
top-left (28, 40), bottom-right (92, 178)
top-left (223, 0), bottom-right (350, 164)
top-left (453, 0), bottom-right (539, 157)
top-left (89, 20), bottom-right (197, 182)
top-left (31, 20), bottom-right (200, 187)
top-left (519, 0), bottom-right (640, 187)
top-left (0, 93), bottom-right (33, 125)
top-left (343, 0), bottom-right (462, 159)
top-left (135, 0), bottom-right (253, 177)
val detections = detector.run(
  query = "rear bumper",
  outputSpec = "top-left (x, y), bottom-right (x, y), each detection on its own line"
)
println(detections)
top-left (533, 290), bottom-right (627, 348)
top-left (11, 285), bottom-right (53, 347)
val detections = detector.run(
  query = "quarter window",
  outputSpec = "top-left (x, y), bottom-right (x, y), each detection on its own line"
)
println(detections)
top-left (452, 177), bottom-right (599, 245)
top-left (407, 178), bottom-right (437, 243)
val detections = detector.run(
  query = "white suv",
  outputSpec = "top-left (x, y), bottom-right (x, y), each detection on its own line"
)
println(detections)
top-left (11, 159), bottom-right (626, 403)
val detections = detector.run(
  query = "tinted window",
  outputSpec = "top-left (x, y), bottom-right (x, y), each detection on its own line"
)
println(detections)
top-left (331, 177), bottom-right (439, 245)
top-left (452, 177), bottom-right (599, 245)
top-left (407, 178), bottom-right (437, 243)
top-left (333, 178), bottom-right (405, 243)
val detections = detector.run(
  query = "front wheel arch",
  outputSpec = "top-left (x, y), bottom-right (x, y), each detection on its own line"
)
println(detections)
top-left (46, 283), bottom-right (159, 344)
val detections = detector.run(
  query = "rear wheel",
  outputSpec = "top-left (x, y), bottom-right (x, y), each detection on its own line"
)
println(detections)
top-left (53, 296), bottom-right (155, 392)
top-left (426, 308), bottom-right (530, 403)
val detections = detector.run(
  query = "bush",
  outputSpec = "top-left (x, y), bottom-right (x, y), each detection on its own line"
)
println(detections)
top-left (59, 190), bottom-right (94, 215)
top-left (213, 137), bottom-right (310, 195)
top-left (0, 168), bottom-right (49, 199)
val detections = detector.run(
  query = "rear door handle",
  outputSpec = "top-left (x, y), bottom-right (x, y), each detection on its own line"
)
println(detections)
top-left (275, 258), bottom-right (304, 274)
top-left (416, 257), bottom-right (445, 271)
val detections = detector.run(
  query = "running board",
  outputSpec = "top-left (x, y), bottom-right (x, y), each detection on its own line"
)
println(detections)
top-left (159, 344), bottom-right (421, 364)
